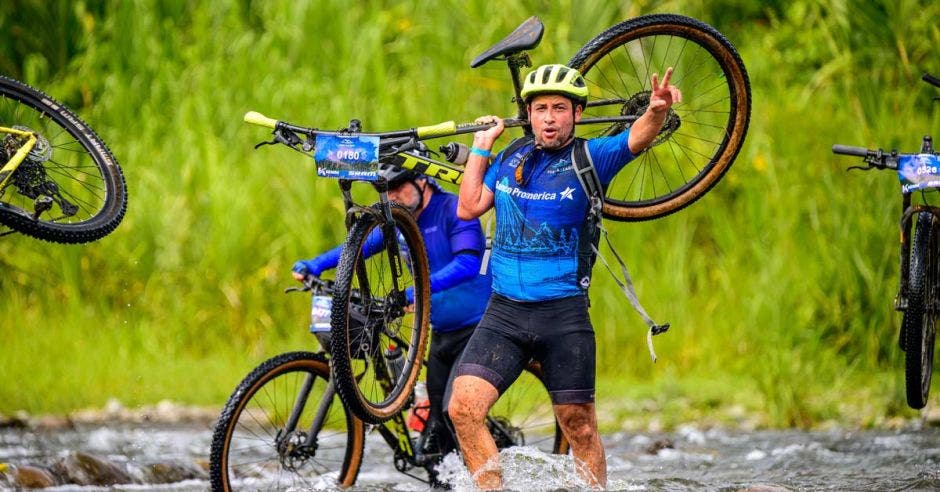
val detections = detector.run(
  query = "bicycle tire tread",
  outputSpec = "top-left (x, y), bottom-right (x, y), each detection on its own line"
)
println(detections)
top-left (0, 75), bottom-right (127, 243)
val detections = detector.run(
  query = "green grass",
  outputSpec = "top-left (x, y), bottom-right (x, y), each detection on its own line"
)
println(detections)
top-left (1, 0), bottom-right (939, 428)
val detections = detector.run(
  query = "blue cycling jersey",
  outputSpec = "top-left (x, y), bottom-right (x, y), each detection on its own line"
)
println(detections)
top-left (482, 130), bottom-right (635, 301)
top-left (417, 192), bottom-right (492, 331)
top-left (295, 190), bottom-right (492, 332)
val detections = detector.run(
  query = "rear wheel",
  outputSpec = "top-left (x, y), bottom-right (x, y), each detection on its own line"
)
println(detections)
top-left (209, 352), bottom-right (365, 490)
top-left (331, 203), bottom-right (431, 424)
top-left (569, 14), bottom-right (751, 221)
top-left (489, 362), bottom-right (569, 455)
top-left (0, 75), bottom-right (126, 243)
top-left (902, 212), bottom-right (938, 409)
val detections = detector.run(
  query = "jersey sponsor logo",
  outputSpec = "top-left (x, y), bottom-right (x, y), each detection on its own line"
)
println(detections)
top-left (423, 225), bottom-right (439, 234)
top-left (546, 158), bottom-right (574, 175)
top-left (494, 180), bottom-right (558, 201)
top-left (560, 187), bottom-right (575, 200)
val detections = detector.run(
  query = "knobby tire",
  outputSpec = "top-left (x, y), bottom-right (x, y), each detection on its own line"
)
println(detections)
top-left (569, 14), bottom-right (751, 221)
top-left (902, 212), bottom-right (938, 409)
top-left (330, 203), bottom-right (431, 424)
top-left (0, 75), bottom-right (127, 243)
top-left (209, 352), bottom-right (365, 490)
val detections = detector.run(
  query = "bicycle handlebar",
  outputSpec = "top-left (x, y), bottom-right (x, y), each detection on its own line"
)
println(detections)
top-left (832, 144), bottom-right (901, 170)
top-left (245, 111), bottom-right (277, 129)
top-left (244, 110), bottom-right (502, 140)
top-left (284, 274), bottom-right (334, 295)
top-left (831, 144), bottom-right (870, 157)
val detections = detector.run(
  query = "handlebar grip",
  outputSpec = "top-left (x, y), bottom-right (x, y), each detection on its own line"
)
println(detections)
top-left (923, 73), bottom-right (940, 88)
top-left (832, 144), bottom-right (870, 157)
top-left (244, 111), bottom-right (278, 129)
top-left (415, 121), bottom-right (457, 138)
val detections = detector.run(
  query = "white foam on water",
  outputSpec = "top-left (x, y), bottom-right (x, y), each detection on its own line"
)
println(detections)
top-left (435, 445), bottom-right (593, 491)
top-left (676, 424), bottom-right (706, 445)
top-left (746, 449), bottom-right (767, 460)
top-left (872, 434), bottom-right (911, 449)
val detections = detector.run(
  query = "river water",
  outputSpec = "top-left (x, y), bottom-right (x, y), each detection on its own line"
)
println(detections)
top-left (2, 421), bottom-right (939, 491)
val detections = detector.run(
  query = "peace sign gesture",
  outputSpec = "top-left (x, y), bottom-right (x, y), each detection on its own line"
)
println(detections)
top-left (649, 67), bottom-right (682, 114)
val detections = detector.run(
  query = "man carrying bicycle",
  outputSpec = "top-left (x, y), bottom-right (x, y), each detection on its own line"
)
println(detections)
top-left (292, 165), bottom-right (492, 483)
top-left (450, 64), bottom-right (681, 489)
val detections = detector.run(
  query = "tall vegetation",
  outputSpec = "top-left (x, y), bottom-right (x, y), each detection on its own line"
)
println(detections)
top-left (1, 0), bottom-right (938, 427)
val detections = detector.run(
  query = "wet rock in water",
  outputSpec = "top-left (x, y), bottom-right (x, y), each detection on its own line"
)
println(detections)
top-left (0, 414), bottom-right (27, 429)
top-left (9, 464), bottom-right (58, 488)
top-left (736, 485), bottom-right (791, 492)
top-left (926, 406), bottom-right (940, 426)
top-left (644, 438), bottom-right (675, 454)
top-left (51, 451), bottom-right (137, 486)
top-left (30, 414), bottom-right (75, 431)
top-left (147, 461), bottom-right (209, 483)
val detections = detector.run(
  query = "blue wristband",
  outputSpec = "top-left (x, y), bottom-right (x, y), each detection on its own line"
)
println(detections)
top-left (470, 146), bottom-right (491, 158)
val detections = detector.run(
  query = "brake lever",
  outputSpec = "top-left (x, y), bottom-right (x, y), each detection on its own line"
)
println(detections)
top-left (254, 139), bottom-right (278, 149)
top-left (284, 284), bottom-right (311, 294)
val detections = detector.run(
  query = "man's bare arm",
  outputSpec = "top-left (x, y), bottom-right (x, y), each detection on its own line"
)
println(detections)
top-left (458, 115), bottom-right (503, 219)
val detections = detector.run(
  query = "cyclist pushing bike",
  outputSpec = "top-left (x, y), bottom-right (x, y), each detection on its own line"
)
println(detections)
top-left (450, 64), bottom-right (681, 489)
top-left (292, 162), bottom-right (492, 484)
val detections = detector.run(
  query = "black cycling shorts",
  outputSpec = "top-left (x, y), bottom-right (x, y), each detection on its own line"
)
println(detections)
top-left (455, 293), bottom-right (596, 404)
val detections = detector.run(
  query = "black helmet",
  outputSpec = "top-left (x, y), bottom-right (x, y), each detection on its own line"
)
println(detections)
top-left (378, 165), bottom-right (423, 189)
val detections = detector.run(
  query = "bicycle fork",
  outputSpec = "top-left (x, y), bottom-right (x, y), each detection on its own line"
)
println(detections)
top-left (377, 191), bottom-right (408, 304)
top-left (276, 374), bottom-right (336, 466)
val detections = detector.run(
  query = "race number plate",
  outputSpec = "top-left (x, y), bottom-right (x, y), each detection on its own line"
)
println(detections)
top-left (314, 134), bottom-right (379, 181)
top-left (898, 154), bottom-right (940, 193)
top-left (309, 295), bottom-right (332, 333)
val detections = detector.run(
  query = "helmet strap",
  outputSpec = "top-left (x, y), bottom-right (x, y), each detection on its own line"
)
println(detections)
top-left (407, 179), bottom-right (431, 216)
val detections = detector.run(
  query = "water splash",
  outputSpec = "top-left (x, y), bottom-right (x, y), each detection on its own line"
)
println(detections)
top-left (435, 446), bottom-right (593, 491)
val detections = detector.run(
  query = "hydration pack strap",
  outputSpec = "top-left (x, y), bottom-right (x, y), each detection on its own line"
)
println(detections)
top-left (570, 139), bottom-right (670, 362)
top-left (481, 212), bottom-right (493, 275)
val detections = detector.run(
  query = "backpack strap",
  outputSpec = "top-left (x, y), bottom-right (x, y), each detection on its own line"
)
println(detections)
top-left (570, 138), bottom-right (671, 362)
top-left (480, 211), bottom-right (493, 275)
top-left (571, 138), bottom-right (604, 289)
top-left (502, 135), bottom-right (535, 160)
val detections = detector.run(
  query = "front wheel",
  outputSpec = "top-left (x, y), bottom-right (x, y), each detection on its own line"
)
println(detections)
top-left (569, 14), bottom-right (751, 221)
top-left (209, 352), bottom-right (365, 490)
top-left (902, 212), bottom-right (938, 409)
top-left (0, 75), bottom-right (127, 243)
top-left (331, 203), bottom-right (431, 424)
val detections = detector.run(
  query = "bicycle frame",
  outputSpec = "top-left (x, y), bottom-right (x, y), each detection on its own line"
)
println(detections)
top-left (896, 137), bottom-right (940, 311)
top-left (0, 125), bottom-right (38, 190)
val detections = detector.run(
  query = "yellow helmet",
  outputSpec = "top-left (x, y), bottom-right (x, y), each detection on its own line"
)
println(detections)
top-left (520, 64), bottom-right (589, 105)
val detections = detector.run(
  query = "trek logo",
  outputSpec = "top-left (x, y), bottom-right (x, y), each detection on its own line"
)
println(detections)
top-left (388, 152), bottom-right (463, 184)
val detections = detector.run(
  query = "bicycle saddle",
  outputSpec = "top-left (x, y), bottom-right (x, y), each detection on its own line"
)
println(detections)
top-left (470, 16), bottom-right (544, 68)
